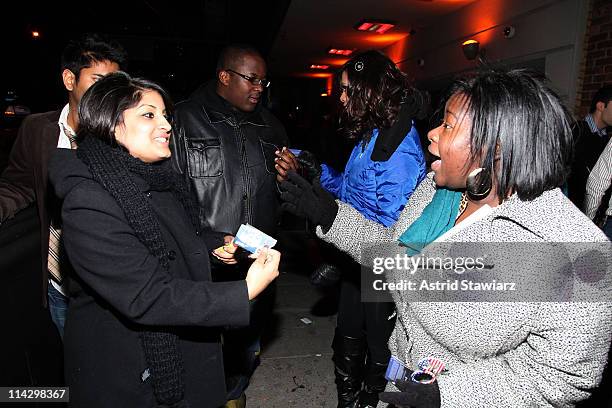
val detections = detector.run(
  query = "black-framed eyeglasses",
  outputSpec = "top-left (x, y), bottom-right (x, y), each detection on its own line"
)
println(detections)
top-left (225, 69), bottom-right (270, 88)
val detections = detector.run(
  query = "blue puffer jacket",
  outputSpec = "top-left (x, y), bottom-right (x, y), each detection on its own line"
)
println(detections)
top-left (320, 125), bottom-right (426, 227)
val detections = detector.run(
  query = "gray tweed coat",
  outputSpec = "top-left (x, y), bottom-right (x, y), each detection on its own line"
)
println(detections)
top-left (318, 173), bottom-right (611, 408)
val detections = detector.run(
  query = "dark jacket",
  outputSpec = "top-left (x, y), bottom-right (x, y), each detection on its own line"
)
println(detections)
top-left (568, 119), bottom-right (610, 208)
top-left (171, 82), bottom-right (288, 236)
top-left (49, 149), bottom-right (250, 407)
top-left (0, 110), bottom-right (61, 305)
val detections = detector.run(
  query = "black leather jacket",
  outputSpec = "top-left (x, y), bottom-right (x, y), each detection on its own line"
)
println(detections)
top-left (171, 82), bottom-right (288, 236)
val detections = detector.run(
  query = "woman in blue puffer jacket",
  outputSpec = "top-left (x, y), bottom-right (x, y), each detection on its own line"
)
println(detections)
top-left (320, 122), bottom-right (424, 227)
top-left (318, 50), bottom-right (426, 408)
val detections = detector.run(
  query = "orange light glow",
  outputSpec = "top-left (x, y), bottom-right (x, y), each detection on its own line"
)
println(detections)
top-left (375, 24), bottom-right (395, 34)
top-left (363, 33), bottom-right (408, 44)
top-left (297, 72), bottom-right (334, 79)
top-left (310, 64), bottom-right (330, 70)
top-left (462, 39), bottom-right (478, 46)
top-left (31, 31), bottom-right (40, 38)
top-left (355, 20), bottom-right (395, 34)
top-left (328, 48), bottom-right (354, 56)
top-left (385, 41), bottom-right (407, 65)
top-left (320, 57), bottom-right (349, 67)
top-left (461, 0), bottom-right (503, 45)
top-left (321, 93), bottom-right (329, 97)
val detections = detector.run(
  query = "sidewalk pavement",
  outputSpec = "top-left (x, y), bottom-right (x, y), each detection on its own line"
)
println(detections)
top-left (246, 231), bottom-right (339, 407)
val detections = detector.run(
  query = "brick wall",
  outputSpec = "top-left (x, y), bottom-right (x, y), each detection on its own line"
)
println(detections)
top-left (575, 0), bottom-right (612, 117)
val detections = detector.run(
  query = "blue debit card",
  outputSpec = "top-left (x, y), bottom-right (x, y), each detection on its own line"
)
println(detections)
top-left (234, 224), bottom-right (277, 254)
top-left (233, 237), bottom-right (259, 254)
top-left (288, 148), bottom-right (302, 156)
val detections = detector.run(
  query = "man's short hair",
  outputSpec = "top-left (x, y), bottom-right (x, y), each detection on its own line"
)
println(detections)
top-left (60, 33), bottom-right (127, 80)
top-left (590, 84), bottom-right (612, 113)
top-left (215, 44), bottom-right (263, 73)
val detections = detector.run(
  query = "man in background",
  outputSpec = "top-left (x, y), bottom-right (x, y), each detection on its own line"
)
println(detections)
top-left (0, 33), bottom-right (126, 337)
top-left (568, 85), bottom-right (611, 208)
top-left (585, 137), bottom-right (612, 239)
top-left (171, 44), bottom-right (297, 407)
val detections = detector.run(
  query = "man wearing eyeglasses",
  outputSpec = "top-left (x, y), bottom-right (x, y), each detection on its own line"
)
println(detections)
top-left (171, 44), bottom-right (297, 407)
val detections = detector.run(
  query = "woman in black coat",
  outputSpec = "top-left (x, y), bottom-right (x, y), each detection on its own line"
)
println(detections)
top-left (49, 71), bottom-right (280, 408)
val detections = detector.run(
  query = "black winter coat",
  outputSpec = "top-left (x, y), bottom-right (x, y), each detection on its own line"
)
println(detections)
top-left (568, 119), bottom-right (610, 207)
top-left (49, 149), bottom-right (250, 408)
top-left (171, 82), bottom-right (288, 236)
top-left (0, 110), bottom-right (62, 305)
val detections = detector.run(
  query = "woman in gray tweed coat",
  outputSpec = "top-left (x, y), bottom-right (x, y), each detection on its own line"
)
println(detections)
top-left (281, 69), bottom-right (611, 407)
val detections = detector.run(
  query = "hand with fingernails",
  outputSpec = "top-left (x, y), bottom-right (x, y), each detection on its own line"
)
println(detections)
top-left (212, 235), bottom-right (238, 265)
top-left (275, 147), bottom-right (300, 183)
top-left (245, 248), bottom-right (281, 300)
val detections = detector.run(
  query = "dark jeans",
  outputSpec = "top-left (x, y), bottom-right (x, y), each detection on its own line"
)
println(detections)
top-left (604, 217), bottom-right (612, 241)
top-left (48, 283), bottom-right (69, 340)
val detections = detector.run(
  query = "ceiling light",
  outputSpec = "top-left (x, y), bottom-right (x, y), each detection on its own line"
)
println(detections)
top-left (310, 64), bottom-right (330, 70)
top-left (355, 20), bottom-right (395, 34)
top-left (462, 39), bottom-right (480, 60)
top-left (327, 48), bottom-right (354, 56)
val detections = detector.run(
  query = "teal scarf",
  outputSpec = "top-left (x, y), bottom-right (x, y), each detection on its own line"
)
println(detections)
top-left (398, 188), bottom-right (463, 255)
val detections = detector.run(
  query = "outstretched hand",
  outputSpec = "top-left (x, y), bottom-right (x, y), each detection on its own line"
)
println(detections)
top-left (280, 171), bottom-right (338, 232)
top-left (245, 248), bottom-right (281, 300)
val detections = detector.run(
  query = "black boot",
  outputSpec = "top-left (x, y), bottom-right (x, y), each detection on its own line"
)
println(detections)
top-left (357, 360), bottom-right (389, 408)
top-left (332, 332), bottom-right (366, 408)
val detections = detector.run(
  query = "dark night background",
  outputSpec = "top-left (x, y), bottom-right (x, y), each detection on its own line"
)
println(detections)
top-left (3, 0), bottom-right (292, 111)
top-left (1, 0), bottom-right (347, 171)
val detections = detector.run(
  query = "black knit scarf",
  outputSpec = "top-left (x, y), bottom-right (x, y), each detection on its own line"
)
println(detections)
top-left (77, 135), bottom-right (200, 408)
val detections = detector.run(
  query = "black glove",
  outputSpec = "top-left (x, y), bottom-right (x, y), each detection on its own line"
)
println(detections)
top-left (280, 171), bottom-right (338, 233)
top-left (310, 262), bottom-right (342, 287)
top-left (296, 150), bottom-right (321, 183)
top-left (379, 376), bottom-right (441, 408)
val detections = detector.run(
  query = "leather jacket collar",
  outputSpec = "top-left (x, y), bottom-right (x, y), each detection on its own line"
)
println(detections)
top-left (190, 81), bottom-right (267, 127)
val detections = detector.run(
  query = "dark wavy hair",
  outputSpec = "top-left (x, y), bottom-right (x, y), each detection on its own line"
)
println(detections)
top-left (77, 71), bottom-right (173, 146)
top-left (447, 69), bottom-right (573, 202)
top-left (339, 50), bottom-right (424, 141)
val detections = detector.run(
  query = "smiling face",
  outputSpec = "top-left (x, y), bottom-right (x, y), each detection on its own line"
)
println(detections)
top-left (114, 90), bottom-right (172, 163)
top-left (218, 52), bottom-right (267, 112)
top-left (427, 93), bottom-right (478, 189)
